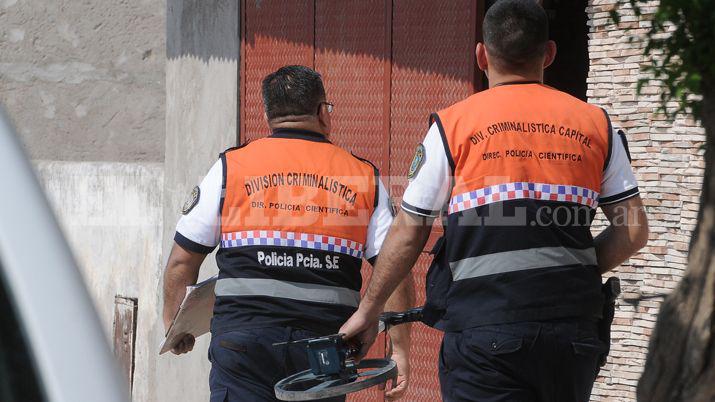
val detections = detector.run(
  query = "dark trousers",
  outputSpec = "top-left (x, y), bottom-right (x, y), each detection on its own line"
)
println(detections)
top-left (439, 319), bottom-right (605, 402)
top-left (209, 327), bottom-right (345, 402)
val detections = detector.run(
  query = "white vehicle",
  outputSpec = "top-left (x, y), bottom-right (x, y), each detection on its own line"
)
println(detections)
top-left (0, 109), bottom-right (128, 402)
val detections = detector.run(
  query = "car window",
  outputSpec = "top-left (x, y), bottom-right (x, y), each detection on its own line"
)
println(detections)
top-left (0, 261), bottom-right (46, 402)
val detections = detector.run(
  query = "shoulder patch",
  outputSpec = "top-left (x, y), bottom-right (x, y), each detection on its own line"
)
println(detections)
top-left (182, 186), bottom-right (200, 215)
top-left (408, 144), bottom-right (426, 179)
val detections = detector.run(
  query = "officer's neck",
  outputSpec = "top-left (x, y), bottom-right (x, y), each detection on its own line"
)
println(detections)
top-left (487, 70), bottom-right (544, 88)
top-left (269, 121), bottom-right (329, 138)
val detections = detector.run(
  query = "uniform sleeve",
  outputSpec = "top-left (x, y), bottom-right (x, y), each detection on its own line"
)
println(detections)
top-left (401, 123), bottom-right (452, 217)
top-left (174, 159), bottom-right (223, 254)
top-left (599, 128), bottom-right (640, 205)
top-left (364, 178), bottom-right (394, 263)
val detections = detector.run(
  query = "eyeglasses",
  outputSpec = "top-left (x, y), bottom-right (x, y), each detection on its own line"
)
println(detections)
top-left (318, 102), bottom-right (334, 114)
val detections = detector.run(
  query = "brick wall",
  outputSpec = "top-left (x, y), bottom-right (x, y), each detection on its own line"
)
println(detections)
top-left (587, 1), bottom-right (706, 400)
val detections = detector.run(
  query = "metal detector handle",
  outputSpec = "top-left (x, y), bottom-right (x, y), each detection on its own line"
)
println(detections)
top-left (378, 307), bottom-right (424, 333)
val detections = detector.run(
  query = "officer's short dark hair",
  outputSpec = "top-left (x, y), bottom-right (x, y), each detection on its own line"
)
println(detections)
top-left (483, 0), bottom-right (549, 71)
top-left (262, 65), bottom-right (326, 121)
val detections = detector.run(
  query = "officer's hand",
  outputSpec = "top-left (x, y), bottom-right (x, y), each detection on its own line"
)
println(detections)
top-left (339, 309), bottom-right (379, 361)
top-left (171, 333), bottom-right (195, 355)
top-left (384, 346), bottom-right (410, 401)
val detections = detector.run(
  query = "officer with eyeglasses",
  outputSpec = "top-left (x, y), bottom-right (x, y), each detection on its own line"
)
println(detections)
top-left (162, 65), bottom-right (414, 402)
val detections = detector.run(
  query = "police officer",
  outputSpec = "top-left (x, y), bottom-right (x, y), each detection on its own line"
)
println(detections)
top-left (162, 65), bottom-right (414, 401)
top-left (340, 1), bottom-right (649, 401)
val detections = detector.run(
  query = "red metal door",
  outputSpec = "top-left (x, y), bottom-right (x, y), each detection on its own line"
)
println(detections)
top-left (241, 0), bottom-right (314, 140)
top-left (315, 0), bottom-right (392, 173)
top-left (241, 2), bottom-right (484, 400)
top-left (389, 2), bottom-right (482, 400)
top-left (314, 2), bottom-right (392, 400)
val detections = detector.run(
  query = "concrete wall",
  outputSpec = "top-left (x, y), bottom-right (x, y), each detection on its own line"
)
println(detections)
top-left (35, 161), bottom-right (164, 402)
top-left (159, 1), bottom-right (239, 401)
top-left (0, 0), bottom-right (165, 162)
top-left (1, 1), bottom-right (169, 400)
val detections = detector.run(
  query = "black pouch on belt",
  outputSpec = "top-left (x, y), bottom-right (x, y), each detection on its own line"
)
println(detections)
top-left (421, 236), bottom-right (452, 329)
top-left (598, 276), bottom-right (621, 367)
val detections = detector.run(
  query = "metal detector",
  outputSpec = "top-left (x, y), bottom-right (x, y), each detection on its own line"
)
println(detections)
top-left (273, 307), bottom-right (424, 401)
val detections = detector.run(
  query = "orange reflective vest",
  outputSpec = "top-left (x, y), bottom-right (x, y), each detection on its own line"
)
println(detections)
top-left (213, 129), bottom-right (378, 335)
top-left (430, 82), bottom-right (611, 330)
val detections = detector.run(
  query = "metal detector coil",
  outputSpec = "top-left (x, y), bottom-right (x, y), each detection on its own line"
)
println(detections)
top-left (273, 307), bottom-right (424, 401)
top-left (275, 357), bottom-right (397, 401)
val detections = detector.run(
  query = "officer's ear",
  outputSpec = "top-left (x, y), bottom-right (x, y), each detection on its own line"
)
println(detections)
top-left (476, 43), bottom-right (488, 73)
top-left (317, 104), bottom-right (332, 135)
top-left (543, 40), bottom-right (557, 69)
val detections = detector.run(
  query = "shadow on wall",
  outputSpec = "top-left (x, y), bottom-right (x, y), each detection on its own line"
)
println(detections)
top-left (167, 0), bottom-right (239, 62)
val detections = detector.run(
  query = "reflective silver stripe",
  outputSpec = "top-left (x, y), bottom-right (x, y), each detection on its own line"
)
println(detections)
top-left (450, 247), bottom-right (597, 281)
top-left (215, 278), bottom-right (361, 307)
